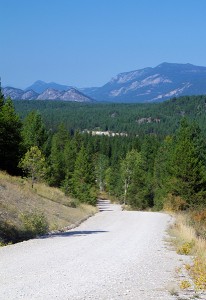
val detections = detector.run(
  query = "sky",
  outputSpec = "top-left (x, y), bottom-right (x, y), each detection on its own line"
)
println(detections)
top-left (1, 0), bottom-right (206, 89)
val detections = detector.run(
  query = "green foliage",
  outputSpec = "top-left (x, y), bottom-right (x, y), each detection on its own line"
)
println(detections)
top-left (13, 95), bottom-right (206, 137)
top-left (121, 149), bottom-right (142, 205)
top-left (95, 154), bottom-right (109, 192)
top-left (71, 146), bottom-right (97, 205)
top-left (2, 94), bottom-right (206, 212)
top-left (19, 146), bottom-right (46, 187)
top-left (0, 219), bottom-right (21, 243)
top-left (0, 80), bottom-right (4, 108)
top-left (105, 166), bottom-right (121, 198)
top-left (21, 111), bottom-right (48, 153)
top-left (153, 136), bottom-right (174, 209)
top-left (20, 211), bottom-right (49, 237)
top-left (171, 119), bottom-right (206, 206)
top-left (47, 124), bottom-right (69, 186)
top-left (0, 98), bottom-right (22, 174)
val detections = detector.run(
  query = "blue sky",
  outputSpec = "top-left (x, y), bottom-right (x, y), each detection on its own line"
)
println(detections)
top-left (1, 0), bottom-right (206, 89)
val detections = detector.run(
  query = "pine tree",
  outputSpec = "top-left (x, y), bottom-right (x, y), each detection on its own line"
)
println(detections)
top-left (171, 119), bottom-right (206, 206)
top-left (61, 139), bottom-right (77, 194)
top-left (0, 78), bottom-right (4, 108)
top-left (21, 111), bottom-right (48, 153)
top-left (153, 136), bottom-right (173, 209)
top-left (95, 154), bottom-right (109, 192)
top-left (0, 98), bottom-right (22, 174)
top-left (71, 146), bottom-right (97, 205)
top-left (48, 124), bottom-right (69, 186)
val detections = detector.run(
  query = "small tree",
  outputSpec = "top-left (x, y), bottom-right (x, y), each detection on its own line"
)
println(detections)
top-left (19, 146), bottom-right (46, 188)
top-left (95, 154), bottom-right (109, 192)
top-left (121, 149), bottom-right (141, 205)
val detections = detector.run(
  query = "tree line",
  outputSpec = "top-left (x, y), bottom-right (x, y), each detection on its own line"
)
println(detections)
top-left (1, 90), bottom-right (206, 210)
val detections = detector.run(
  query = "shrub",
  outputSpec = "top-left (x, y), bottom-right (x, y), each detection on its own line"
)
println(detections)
top-left (20, 211), bottom-right (49, 237)
top-left (177, 241), bottom-right (194, 255)
top-left (180, 280), bottom-right (191, 289)
top-left (188, 209), bottom-right (206, 239)
top-left (191, 258), bottom-right (206, 290)
top-left (163, 194), bottom-right (188, 212)
top-left (0, 219), bottom-right (21, 243)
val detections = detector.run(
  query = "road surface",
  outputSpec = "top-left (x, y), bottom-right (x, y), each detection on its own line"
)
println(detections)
top-left (0, 200), bottom-right (182, 299)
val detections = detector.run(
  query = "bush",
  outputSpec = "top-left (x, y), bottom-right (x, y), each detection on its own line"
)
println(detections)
top-left (163, 194), bottom-right (188, 212)
top-left (191, 258), bottom-right (206, 290)
top-left (188, 209), bottom-right (206, 239)
top-left (177, 241), bottom-right (194, 255)
top-left (20, 211), bottom-right (49, 237)
top-left (0, 219), bottom-right (21, 243)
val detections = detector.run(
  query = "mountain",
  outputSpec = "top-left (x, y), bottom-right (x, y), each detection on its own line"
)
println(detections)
top-left (3, 87), bottom-right (24, 100)
top-left (4, 63), bottom-right (206, 103)
top-left (2, 87), bottom-right (93, 102)
top-left (25, 80), bottom-right (72, 94)
top-left (81, 63), bottom-right (206, 102)
top-left (36, 88), bottom-right (93, 102)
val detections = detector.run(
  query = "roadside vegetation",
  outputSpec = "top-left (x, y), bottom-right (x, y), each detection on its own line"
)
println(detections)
top-left (169, 211), bottom-right (206, 293)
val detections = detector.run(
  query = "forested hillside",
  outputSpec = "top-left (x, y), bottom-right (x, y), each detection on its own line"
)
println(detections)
top-left (13, 95), bottom-right (206, 137)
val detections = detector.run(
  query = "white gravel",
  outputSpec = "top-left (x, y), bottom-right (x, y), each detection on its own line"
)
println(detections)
top-left (0, 200), bottom-right (184, 299)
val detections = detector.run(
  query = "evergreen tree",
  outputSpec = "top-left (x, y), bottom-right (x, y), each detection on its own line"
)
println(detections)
top-left (48, 124), bottom-right (69, 186)
top-left (71, 146), bottom-right (97, 205)
top-left (0, 98), bottom-right (22, 174)
top-left (171, 119), bottom-right (206, 206)
top-left (139, 136), bottom-right (159, 208)
top-left (105, 166), bottom-right (120, 197)
top-left (0, 78), bottom-right (4, 108)
top-left (21, 111), bottom-right (48, 153)
top-left (95, 154), bottom-right (109, 192)
top-left (153, 136), bottom-right (173, 209)
top-left (61, 139), bottom-right (77, 194)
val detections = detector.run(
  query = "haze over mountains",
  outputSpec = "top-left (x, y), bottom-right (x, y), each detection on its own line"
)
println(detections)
top-left (3, 63), bottom-right (206, 103)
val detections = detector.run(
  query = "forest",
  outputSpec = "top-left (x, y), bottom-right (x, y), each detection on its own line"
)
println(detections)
top-left (13, 95), bottom-right (206, 137)
top-left (1, 90), bottom-right (206, 214)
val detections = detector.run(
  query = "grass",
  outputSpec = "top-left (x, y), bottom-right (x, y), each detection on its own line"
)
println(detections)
top-left (0, 171), bottom-right (97, 244)
top-left (169, 212), bottom-right (206, 292)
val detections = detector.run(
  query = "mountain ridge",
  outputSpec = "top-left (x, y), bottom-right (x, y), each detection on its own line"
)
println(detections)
top-left (2, 86), bottom-right (94, 102)
top-left (81, 62), bottom-right (206, 102)
top-left (3, 62), bottom-right (206, 102)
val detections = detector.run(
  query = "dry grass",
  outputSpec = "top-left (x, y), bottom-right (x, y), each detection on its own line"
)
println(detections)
top-left (170, 213), bottom-right (206, 291)
top-left (0, 171), bottom-right (97, 240)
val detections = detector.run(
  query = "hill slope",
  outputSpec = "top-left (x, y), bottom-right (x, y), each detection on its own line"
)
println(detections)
top-left (0, 172), bottom-right (96, 243)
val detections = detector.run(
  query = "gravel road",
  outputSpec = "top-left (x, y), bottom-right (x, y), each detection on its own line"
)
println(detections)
top-left (0, 200), bottom-right (183, 300)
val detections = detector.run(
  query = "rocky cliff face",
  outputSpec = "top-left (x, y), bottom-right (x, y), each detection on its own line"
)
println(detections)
top-left (81, 63), bottom-right (206, 102)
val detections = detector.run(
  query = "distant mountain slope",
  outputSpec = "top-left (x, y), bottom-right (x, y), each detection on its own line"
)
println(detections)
top-left (81, 62), bottom-right (206, 102)
top-left (2, 87), bottom-right (93, 102)
top-left (25, 80), bottom-right (72, 94)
